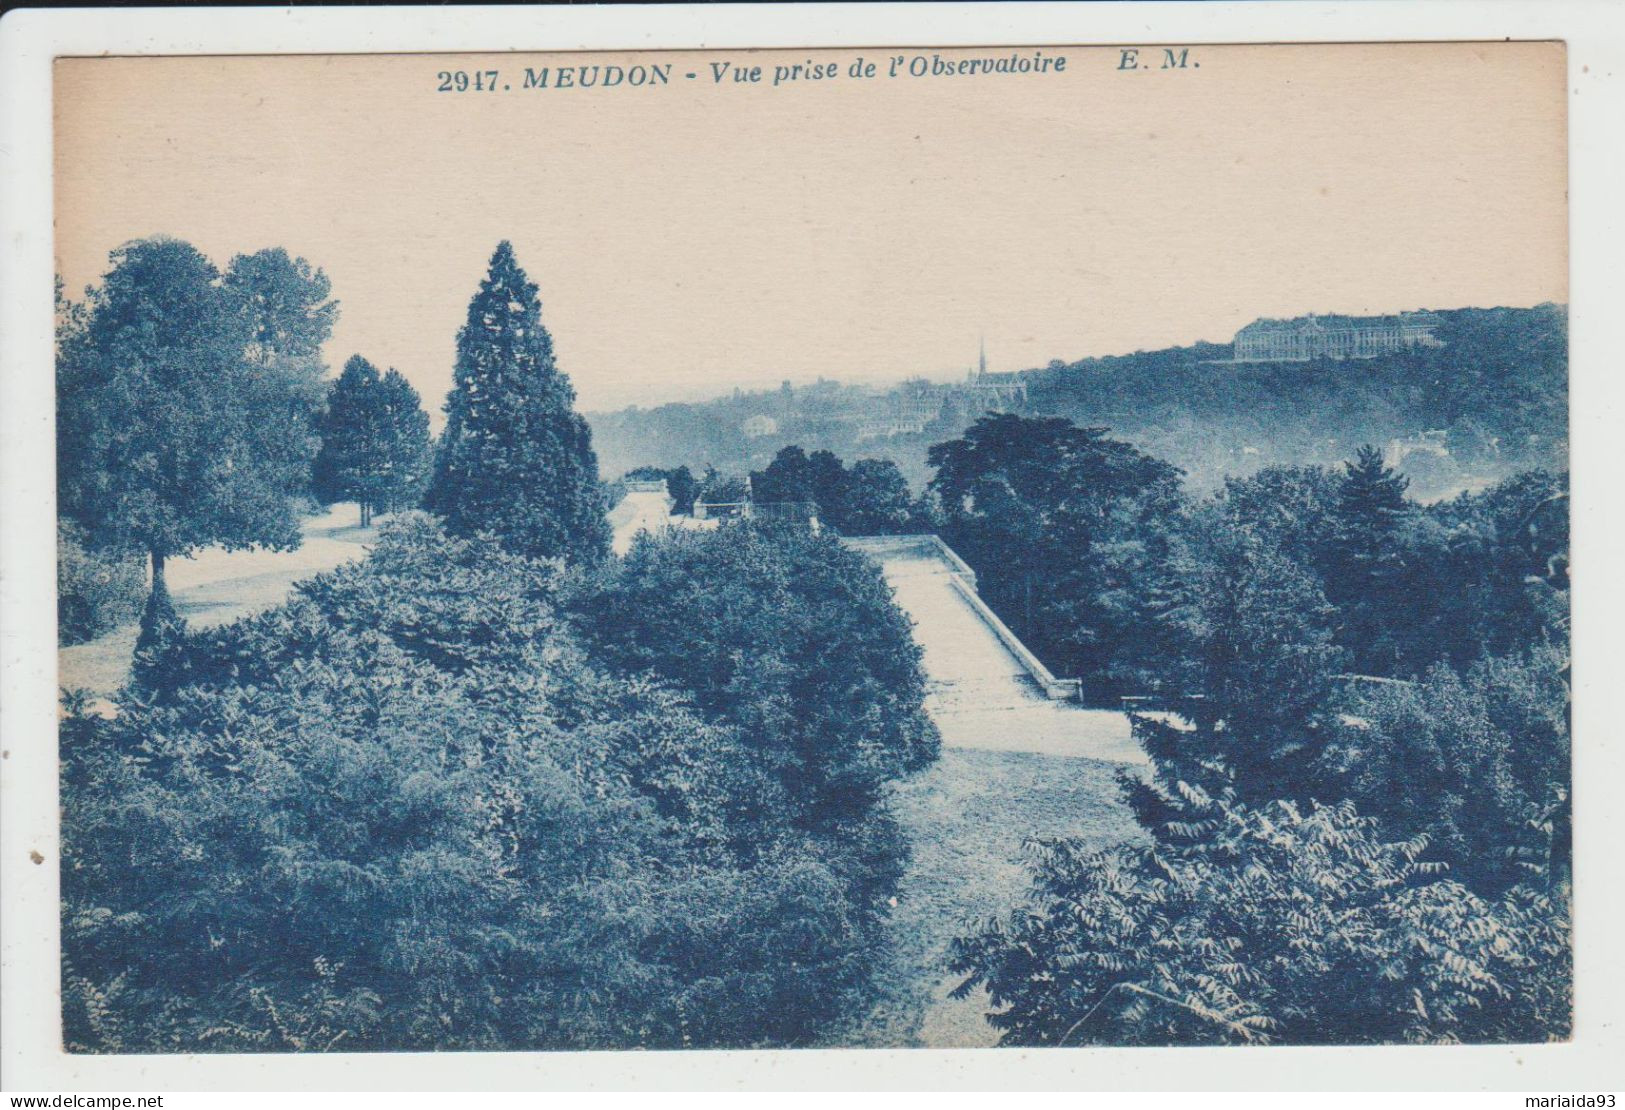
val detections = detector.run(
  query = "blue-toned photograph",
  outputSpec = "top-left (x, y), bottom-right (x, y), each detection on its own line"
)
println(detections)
top-left (51, 41), bottom-right (1569, 1052)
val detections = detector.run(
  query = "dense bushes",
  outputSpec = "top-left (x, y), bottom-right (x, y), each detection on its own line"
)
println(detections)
top-left (950, 800), bottom-right (1570, 1046)
top-left (948, 446), bottom-right (1570, 1046)
top-left (569, 521), bottom-right (940, 824)
top-left (57, 523), bottom-right (145, 645)
top-left (1326, 645), bottom-right (1571, 896)
top-left (61, 514), bottom-right (936, 1051)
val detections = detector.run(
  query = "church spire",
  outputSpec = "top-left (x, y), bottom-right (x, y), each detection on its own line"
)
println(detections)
top-left (978, 334), bottom-right (987, 379)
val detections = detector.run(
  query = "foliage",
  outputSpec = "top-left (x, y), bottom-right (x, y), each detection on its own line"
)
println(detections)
top-left (63, 516), bottom-right (931, 1051)
top-left (949, 799), bottom-right (1571, 1046)
top-left (220, 247), bottom-right (339, 367)
top-left (426, 241), bottom-right (610, 562)
top-left (666, 465), bottom-right (699, 515)
top-left (1324, 645), bottom-right (1571, 895)
top-left (1214, 464), bottom-right (1343, 566)
top-left (946, 428), bottom-right (1570, 1048)
top-left (1180, 464), bottom-right (1569, 687)
top-left (748, 446), bottom-right (921, 535)
top-left (838, 459), bottom-right (917, 535)
top-left (57, 238), bottom-right (333, 620)
top-left (751, 446), bottom-right (827, 505)
top-left (927, 413), bottom-right (1184, 694)
top-left (622, 465), bottom-right (699, 515)
top-left (697, 467), bottom-right (749, 505)
top-left (313, 356), bottom-right (433, 525)
top-left (57, 522), bottom-right (145, 646)
top-left (570, 521), bottom-right (941, 827)
top-left (1129, 517), bottom-right (1345, 821)
top-left (591, 306), bottom-right (1566, 503)
top-left (1390, 470), bottom-right (1570, 674)
top-left (1026, 305), bottom-right (1568, 495)
top-left (1320, 446), bottom-right (1417, 674)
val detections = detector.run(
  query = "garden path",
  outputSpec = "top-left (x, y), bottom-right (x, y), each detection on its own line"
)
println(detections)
top-left (847, 535), bottom-right (1148, 1047)
top-left (58, 504), bottom-right (381, 697)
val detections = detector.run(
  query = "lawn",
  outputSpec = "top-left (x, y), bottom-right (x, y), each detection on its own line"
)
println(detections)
top-left (853, 746), bottom-right (1148, 1048)
top-left (58, 505), bottom-right (380, 699)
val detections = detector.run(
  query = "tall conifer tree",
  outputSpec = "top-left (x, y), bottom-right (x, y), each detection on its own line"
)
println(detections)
top-left (1326, 445), bottom-right (1416, 673)
top-left (427, 242), bottom-right (610, 561)
top-left (376, 368), bottom-right (434, 515)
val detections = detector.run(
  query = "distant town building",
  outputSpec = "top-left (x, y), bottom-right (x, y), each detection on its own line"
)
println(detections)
top-left (857, 380), bottom-right (947, 440)
top-left (742, 414), bottom-right (779, 438)
top-left (962, 337), bottom-right (1029, 409)
top-left (857, 339), bottom-right (1027, 441)
top-left (1233, 311), bottom-right (1444, 362)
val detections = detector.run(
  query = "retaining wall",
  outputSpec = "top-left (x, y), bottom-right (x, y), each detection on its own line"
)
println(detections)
top-left (842, 533), bottom-right (1081, 701)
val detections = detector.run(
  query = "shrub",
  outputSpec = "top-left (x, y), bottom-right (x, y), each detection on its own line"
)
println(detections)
top-left (949, 799), bottom-right (1570, 1047)
top-left (61, 515), bottom-right (927, 1051)
top-left (569, 520), bottom-right (940, 826)
top-left (566, 521), bottom-right (939, 1036)
top-left (57, 522), bottom-right (145, 645)
top-left (1324, 644), bottom-right (1571, 896)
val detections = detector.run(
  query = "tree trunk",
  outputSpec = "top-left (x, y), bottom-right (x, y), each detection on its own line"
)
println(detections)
top-left (135, 548), bottom-right (182, 661)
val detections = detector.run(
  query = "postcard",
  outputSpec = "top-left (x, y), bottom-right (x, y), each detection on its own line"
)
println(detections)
top-left (5, 3), bottom-right (1620, 1096)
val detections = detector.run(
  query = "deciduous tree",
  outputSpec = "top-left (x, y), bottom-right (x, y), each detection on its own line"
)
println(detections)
top-left (57, 238), bottom-right (332, 653)
top-left (950, 800), bottom-right (1570, 1047)
top-left (927, 413), bottom-right (1183, 691)
top-left (835, 458), bottom-right (914, 535)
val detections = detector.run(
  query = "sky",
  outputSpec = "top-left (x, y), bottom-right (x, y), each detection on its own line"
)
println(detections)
top-left (54, 42), bottom-right (1567, 417)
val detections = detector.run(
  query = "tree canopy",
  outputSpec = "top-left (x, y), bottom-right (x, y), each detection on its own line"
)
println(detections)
top-left (313, 355), bottom-right (433, 525)
top-left (57, 238), bottom-right (334, 647)
top-left (927, 413), bottom-right (1184, 692)
top-left (570, 521), bottom-right (940, 825)
top-left (747, 445), bottom-right (924, 535)
top-left (62, 515), bottom-right (938, 1051)
top-left (950, 800), bottom-right (1569, 1047)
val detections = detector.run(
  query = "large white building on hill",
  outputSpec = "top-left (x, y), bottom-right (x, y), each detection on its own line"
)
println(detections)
top-left (1233, 311), bottom-right (1444, 362)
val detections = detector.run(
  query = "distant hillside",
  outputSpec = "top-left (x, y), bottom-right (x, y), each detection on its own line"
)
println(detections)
top-left (1025, 304), bottom-right (1566, 497)
top-left (588, 379), bottom-right (966, 490)
top-left (587, 304), bottom-right (1567, 501)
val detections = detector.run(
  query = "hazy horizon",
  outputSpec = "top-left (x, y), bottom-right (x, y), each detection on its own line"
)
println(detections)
top-left (55, 43), bottom-right (1566, 419)
top-left (581, 295), bottom-right (1567, 415)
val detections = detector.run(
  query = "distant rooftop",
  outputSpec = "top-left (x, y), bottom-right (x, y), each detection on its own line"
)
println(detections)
top-left (1237, 310), bottom-right (1444, 334)
top-left (1232, 310), bottom-right (1445, 362)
